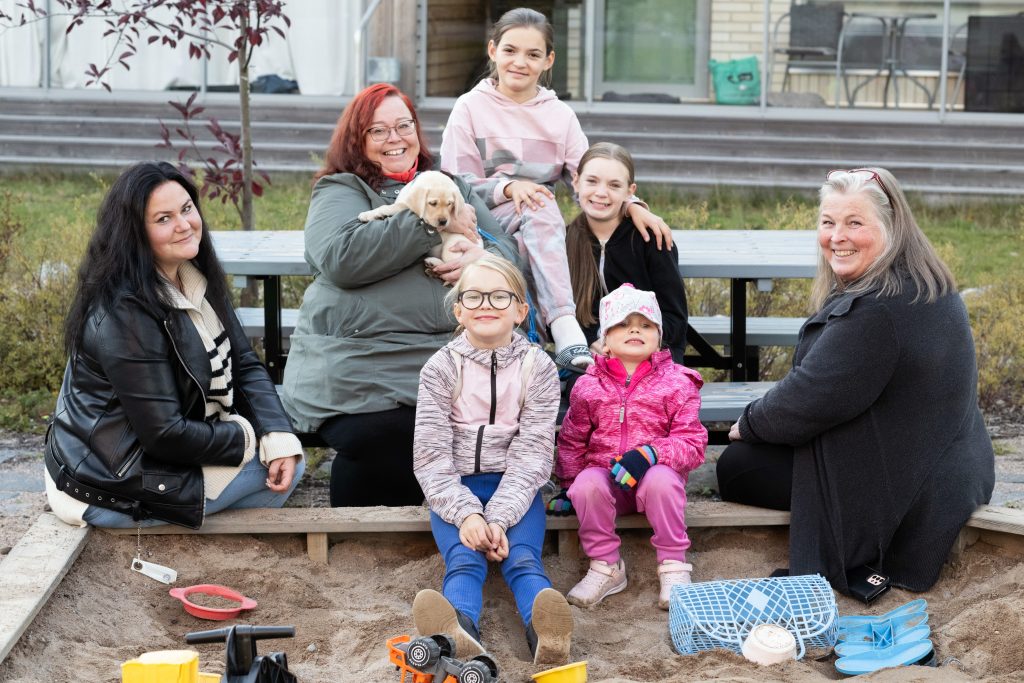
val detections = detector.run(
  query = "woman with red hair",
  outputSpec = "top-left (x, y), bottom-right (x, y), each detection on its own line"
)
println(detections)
top-left (282, 84), bottom-right (519, 507)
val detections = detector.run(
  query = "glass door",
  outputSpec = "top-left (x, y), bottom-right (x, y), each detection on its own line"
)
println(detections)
top-left (594, 0), bottom-right (709, 100)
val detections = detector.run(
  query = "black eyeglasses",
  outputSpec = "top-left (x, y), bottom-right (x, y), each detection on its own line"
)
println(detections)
top-left (826, 168), bottom-right (894, 205)
top-left (457, 290), bottom-right (519, 310)
top-left (366, 119), bottom-right (416, 142)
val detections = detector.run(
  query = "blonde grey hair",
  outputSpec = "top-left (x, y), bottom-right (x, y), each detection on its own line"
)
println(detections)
top-left (811, 167), bottom-right (955, 310)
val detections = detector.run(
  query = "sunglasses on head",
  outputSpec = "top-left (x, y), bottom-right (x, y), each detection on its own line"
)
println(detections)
top-left (826, 168), bottom-right (894, 205)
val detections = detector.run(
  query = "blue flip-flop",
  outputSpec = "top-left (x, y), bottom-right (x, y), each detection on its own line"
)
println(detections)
top-left (834, 624), bottom-right (931, 657)
top-left (837, 599), bottom-right (927, 631)
top-left (837, 611), bottom-right (929, 641)
top-left (835, 639), bottom-right (934, 676)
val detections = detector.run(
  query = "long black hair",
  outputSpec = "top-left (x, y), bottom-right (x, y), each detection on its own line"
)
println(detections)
top-left (64, 161), bottom-right (232, 355)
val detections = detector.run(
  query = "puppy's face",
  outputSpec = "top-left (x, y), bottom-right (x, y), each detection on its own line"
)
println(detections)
top-left (419, 187), bottom-right (460, 229)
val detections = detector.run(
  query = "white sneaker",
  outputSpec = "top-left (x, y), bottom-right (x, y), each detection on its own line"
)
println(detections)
top-left (658, 560), bottom-right (693, 610)
top-left (566, 559), bottom-right (627, 608)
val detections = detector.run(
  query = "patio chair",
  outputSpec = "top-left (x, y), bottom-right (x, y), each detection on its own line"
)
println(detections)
top-left (770, 2), bottom-right (848, 102)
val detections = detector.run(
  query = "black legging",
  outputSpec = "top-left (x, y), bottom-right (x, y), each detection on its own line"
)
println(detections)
top-left (319, 406), bottom-right (425, 507)
top-left (716, 440), bottom-right (795, 511)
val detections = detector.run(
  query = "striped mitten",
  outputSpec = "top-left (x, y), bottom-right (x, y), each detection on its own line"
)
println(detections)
top-left (610, 445), bottom-right (657, 489)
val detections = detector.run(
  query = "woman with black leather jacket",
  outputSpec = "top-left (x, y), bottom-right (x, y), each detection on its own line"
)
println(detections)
top-left (44, 162), bottom-right (304, 529)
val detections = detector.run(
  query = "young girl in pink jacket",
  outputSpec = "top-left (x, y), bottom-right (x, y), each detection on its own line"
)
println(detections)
top-left (440, 7), bottom-right (670, 370)
top-left (553, 284), bottom-right (708, 610)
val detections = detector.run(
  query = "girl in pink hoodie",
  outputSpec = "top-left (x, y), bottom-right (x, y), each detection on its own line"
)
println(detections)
top-left (440, 7), bottom-right (671, 371)
top-left (554, 284), bottom-right (708, 610)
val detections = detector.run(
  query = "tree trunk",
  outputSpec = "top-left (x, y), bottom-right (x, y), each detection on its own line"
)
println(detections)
top-left (239, 6), bottom-right (254, 232)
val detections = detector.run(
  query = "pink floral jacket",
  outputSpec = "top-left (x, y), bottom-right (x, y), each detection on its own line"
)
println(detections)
top-left (556, 350), bottom-right (707, 486)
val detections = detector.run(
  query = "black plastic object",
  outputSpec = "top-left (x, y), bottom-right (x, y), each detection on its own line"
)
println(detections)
top-left (965, 14), bottom-right (1024, 112)
top-left (185, 625), bottom-right (297, 683)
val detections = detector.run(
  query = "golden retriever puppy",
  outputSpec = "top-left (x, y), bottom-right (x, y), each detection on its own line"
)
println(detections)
top-left (358, 171), bottom-right (481, 270)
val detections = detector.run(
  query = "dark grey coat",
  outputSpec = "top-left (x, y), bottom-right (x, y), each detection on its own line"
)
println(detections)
top-left (738, 278), bottom-right (994, 592)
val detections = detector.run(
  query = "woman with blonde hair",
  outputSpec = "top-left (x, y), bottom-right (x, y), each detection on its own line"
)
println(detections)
top-left (717, 167), bottom-right (994, 595)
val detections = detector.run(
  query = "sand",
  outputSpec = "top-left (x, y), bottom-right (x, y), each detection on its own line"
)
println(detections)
top-left (1, 524), bottom-right (1023, 683)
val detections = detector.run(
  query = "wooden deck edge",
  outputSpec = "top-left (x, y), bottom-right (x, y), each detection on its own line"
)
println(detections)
top-left (103, 501), bottom-right (792, 536)
top-left (103, 503), bottom-right (1021, 536)
top-left (0, 513), bottom-right (91, 663)
top-left (99, 503), bottom-right (1024, 564)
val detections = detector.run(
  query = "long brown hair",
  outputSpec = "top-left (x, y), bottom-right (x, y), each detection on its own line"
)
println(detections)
top-left (811, 167), bottom-right (955, 310)
top-left (487, 7), bottom-right (555, 88)
top-left (566, 142), bottom-right (637, 326)
top-left (315, 83), bottom-right (433, 191)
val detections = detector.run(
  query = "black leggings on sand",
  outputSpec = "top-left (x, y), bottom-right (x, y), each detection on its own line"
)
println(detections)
top-left (319, 406), bottom-right (425, 507)
top-left (716, 440), bottom-right (795, 511)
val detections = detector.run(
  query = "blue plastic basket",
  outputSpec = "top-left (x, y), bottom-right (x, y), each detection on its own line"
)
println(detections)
top-left (668, 575), bottom-right (838, 659)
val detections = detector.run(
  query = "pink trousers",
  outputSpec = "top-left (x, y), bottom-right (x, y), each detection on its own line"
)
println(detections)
top-left (567, 465), bottom-right (690, 565)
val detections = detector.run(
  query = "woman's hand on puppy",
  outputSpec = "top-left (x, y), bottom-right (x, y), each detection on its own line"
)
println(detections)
top-left (431, 241), bottom-right (488, 284)
top-left (504, 180), bottom-right (555, 215)
top-left (265, 454), bottom-right (301, 492)
top-left (445, 202), bottom-right (479, 242)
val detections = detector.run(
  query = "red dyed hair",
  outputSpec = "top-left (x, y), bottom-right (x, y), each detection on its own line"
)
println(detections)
top-left (316, 83), bottom-right (434, 190)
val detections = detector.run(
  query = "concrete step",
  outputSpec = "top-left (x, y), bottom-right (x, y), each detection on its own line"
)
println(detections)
top-left (3, 93), bottom-right (1022, 196)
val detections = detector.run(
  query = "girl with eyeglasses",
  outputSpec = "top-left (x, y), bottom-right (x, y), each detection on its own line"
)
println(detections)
top-left (440, 7), bottom-right (673, 371)
top-left (281, 84), bottom-right (521, 508)
top-left (411, 254), bottom-right (573, 666)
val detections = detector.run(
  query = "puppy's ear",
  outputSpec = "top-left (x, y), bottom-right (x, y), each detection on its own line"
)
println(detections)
top-left (452, 187), bottom-right (466, 221)
top-left (412, 185), bottom-right (430, 218)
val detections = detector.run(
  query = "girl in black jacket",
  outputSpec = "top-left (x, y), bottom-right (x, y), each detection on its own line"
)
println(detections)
top-left (566, 143), bottom-right (689, 364)
top-left (45, 162), bottom-right (303, 529)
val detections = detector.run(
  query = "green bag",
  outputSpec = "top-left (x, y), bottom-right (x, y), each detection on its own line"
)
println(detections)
top-left (709, 56), bottom-right (761, 105)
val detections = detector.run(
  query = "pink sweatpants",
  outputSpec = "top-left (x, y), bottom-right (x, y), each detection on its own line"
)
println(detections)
top-left (567, 465), bottom-right (690, 565)
top-left (491, 200), bottom-right (575, 325)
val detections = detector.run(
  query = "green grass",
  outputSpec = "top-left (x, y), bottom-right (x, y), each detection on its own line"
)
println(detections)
top-left (5, 170), bottom-right (1021, 287)
top-left (1, 170), bottom-right (1022, 432)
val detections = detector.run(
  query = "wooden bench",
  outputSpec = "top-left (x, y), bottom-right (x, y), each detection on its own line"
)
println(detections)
top-left (236, 308), bottom-right (805, 350)
top-left (276, 381), bottom-right (776, 448)
top-left (101, 503), bottom-right (1024, 567)
top-left (106, 501), bottom-right (791, 565)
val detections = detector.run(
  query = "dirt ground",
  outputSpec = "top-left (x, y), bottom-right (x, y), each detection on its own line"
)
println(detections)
top-left (0, 418), bottom-right (1022, 683)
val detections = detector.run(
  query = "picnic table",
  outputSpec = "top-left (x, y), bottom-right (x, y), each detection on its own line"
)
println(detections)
top-left (211, 229), bottom-right (818, 383)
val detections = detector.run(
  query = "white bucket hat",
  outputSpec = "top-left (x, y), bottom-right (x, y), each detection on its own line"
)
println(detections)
top-left (598, 283), bottom-right (663, 344)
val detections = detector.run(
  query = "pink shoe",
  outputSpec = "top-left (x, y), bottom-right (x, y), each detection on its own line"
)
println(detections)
top-left (658, 560), bottom-right (693, 609)
top-left (566, 559), bottom-right (627, 608)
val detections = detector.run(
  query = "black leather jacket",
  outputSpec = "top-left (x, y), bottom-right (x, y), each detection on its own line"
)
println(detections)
top-left (45, 291), bottom-right (295, 528)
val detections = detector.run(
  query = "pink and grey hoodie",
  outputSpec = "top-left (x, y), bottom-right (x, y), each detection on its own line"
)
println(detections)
top-left (440, 78), bottom-right (589, 207)
top-left (557, 350), bottom-right (708, 486)
top-left (413, 331), bottom-right (560, 530)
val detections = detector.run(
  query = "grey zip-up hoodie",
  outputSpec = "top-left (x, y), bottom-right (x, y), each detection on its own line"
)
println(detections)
top-left (413, 332), bottom-right (559, 530)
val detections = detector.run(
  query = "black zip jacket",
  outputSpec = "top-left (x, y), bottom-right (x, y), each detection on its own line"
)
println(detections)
top-left (45, 291), bottom-right (295, 528)
top-left (580, 217), bottom-right (689, 364)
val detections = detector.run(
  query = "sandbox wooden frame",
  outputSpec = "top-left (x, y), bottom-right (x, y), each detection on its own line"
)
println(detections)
top-left (2, 503), bottom-right (1022, 665)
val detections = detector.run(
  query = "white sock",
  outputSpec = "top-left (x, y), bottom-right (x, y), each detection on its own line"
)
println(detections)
top-left (550, 315), bottom-right (594, 367)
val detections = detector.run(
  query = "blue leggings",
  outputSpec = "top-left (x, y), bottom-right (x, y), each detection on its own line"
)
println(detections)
top-left (83, 455), bottom-right (305, 528)
top-left (430, 472), bottom-right (551, 629)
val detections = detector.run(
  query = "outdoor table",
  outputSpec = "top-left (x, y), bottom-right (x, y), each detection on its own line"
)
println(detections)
top-left (211, 229), bottom-right (818, 383)
top-left (846, 12), bottom-right (938, 109)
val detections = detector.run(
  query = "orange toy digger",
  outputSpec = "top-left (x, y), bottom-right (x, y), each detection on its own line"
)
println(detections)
top-left (387, 634), bottom-right (498, 683)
